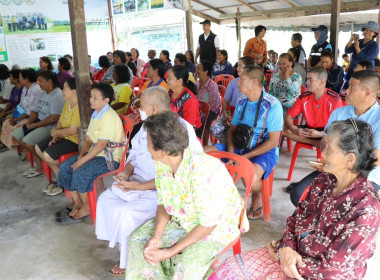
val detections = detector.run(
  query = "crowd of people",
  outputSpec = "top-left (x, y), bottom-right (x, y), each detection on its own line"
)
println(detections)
top-left (0, 18), bottom-right (379, 280)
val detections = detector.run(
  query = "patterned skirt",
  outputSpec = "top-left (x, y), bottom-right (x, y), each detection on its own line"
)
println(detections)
top-left (1, 118), bottom-right (28, 149)
top-left (126, 218), bottom-right (225, 280)
top-left (209, 247), bottom-right (289, 280)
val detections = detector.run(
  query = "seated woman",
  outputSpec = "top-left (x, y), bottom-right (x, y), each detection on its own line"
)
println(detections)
top-left (288, 47), bottom-right (306, 83)
top-left (320, 50), bottom-right (344, 93)
top-left (166, 65), bottom-right (202, 138)
top-left (111, 64), bottom-right (132, 115)
top-left (211, 49), bottom-right (234, 79)
top-left (210, 56), bottom-right (254, 143)
top-left (159, 50), bottom-right (172, 72)
top-left (125, 52), bottom-right (137, 77)
top-left (57, 83), bottom-right (124, 222)
top-left (1, 69), bottom-right (42, 153)
top-left (0, 64), bottom-right (14, 108)
top-left (174, 53), bottom-right (196, 82)
top-left (269, 53), bottom-right (303, 115)
top-left (195, 60), bottom-right (221, 146)
top-left (102, 50), bottom-right (133, 85)
top-left (35, 78), bottom-right (81, 196)
top-left (139, 58), bottom-right (169, 94)
top-left (92, 55), bottom-right (111, 83)
top-left (185, 49), bottom-right (196, 73)
top-left (37, 56), bottom-right (54, 74)
top-left (126, 111), bottom-right (248, 280)
top-left (131, 48), bottom-right (145, 77)
top-left (210, 119), bottom-right (380, 280)
top-left (12, 71), bottom-right (64, 177)
top-left (57, 57), bottom-right (73, 89)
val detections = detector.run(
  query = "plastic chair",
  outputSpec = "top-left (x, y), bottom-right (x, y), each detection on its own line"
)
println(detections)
top-left (198, 100), bottom-right (210, 145)
top-left (164, 71), bottom-right (168, 80)
top-left (299, 186), bottom-right (311, 202)
top-left (287, 143), bottom-right (322, 181)
top-left (206, 151), bottom-right (255, 269)
top-left (41, 160), bottom-right (53, 183)
top-left (89, 115), bottom-right (134, 224)
top-left (59, 151), bottom-right (79, 199)
top-left (214, 74), bottom-right (234, 88)
top-left (25, 150), bottom-right (34, 168)
top-left (131, 77), bottom-right (149, 96)
top-left (217, 85), bottom-right (226, 101)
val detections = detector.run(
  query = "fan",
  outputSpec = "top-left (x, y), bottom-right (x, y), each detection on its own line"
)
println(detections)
top-left (167, 0), bottom-right (189, 11)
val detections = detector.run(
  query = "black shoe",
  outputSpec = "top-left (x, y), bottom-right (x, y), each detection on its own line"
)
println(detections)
top-left (286, 182), bottom-right (297, 193)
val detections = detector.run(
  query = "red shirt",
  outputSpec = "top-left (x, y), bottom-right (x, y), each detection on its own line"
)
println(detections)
top-left (287, 88), bottom-right (343, 128)
top-left (169, 87), bottom-right (202, 129)
top-left (92, 68), bottom-right (108, 83)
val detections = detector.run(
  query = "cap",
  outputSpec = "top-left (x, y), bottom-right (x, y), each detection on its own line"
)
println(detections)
top-left (362, 21), bottom-right (379, 33)
top-left (311, 25), bottom-right (328, 33)
top-left (200, 19), bottom-right (211, 25)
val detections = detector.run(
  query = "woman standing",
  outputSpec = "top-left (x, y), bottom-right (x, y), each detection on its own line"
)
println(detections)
top-left (211, 50), bottom-right (234, 78)
top-left (269, 53), bottom-right (302, 115)
top-left (159, 50), bottom-right (172, 72)
top-left (345, 21), bottom-right (379, 80)
top-left (111, 64), bottom-right (132, 115)
top-left (243, 25), bottom-right (267, 64)
top-left (308, 25), bottom-right (332, 68)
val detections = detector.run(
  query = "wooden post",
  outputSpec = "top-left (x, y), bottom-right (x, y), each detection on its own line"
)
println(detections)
top-left (377, 6), bottom-right (380, 49)
top-left (68, 0), bottom-right (92, 145)
top-left (185, 0), bottom-right (194, 51)
top-left (330, 0), bottom-right (341, 60)
top-left (108, 0), bottom-right (116, 52)
top-left (237, 8), bottom-right (241, 59)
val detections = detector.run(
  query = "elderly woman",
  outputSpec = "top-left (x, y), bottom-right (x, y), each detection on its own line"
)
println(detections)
top-left (131, 48), bottom-right (145, 77)
top-left (210, 119), bottom-right (380, 280)
top-left (345, 21), bottom-right (379, 80)
top-left (125, 111), bottom-right (248, 280)
top-left (269, 53), bottom-right (303, 115)
top-left (243, 25), bottom-right (267, 64)
top-left (101, 50), bottom-right (133, 85)
top-left (211, 50), bottom-right (234, 78)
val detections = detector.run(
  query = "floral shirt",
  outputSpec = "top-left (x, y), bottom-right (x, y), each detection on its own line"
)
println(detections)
top-left (243, 37), bottom-right (268, 63)
top-left (19, 82), bottom-right (43, 115)
top-left (155, 148), bottom-right (249, 245)
top-left (276, 173), bottom-right (380, 280)
top-left (195, 78), bottom-right (221, 114)
top-left (269, 72), bottom-right (303, 114)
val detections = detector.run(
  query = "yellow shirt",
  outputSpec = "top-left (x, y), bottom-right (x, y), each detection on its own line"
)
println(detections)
top-left (111, 83), bottom-right (132, 115)
top-left (86, 105), bottom-right (125, 162)
top-left (59, 102), bottom-right (81, 144)
top-left (189, 73), bottom-right (195, 83)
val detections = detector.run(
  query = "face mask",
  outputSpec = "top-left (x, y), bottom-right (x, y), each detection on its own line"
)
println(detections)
top-left (139, 107), bottom-right (152, 121)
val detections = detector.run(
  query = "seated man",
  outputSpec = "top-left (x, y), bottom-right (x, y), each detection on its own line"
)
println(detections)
top-left (283, 66), bottom-right (343, 148)
top-left (95, 86), bottom-right (202, 276)
top-left (320, 50), bottom-right (344, 94)
top-left (340, 60), bottom-right (373, 100)
top-left (289, 70), bottom-right (380, 205)
top-left (204, 65), bottom-right (283, 220)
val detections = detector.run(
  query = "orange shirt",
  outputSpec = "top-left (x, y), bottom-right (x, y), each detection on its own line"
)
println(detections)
top-left (243, 37), bottom-right (268, 63)
top-left (139, 78), bottom-right (169, 94)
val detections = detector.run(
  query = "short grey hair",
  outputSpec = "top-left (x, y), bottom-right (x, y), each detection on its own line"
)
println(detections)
top-left (141, 86), bottom-right (170, 110)
top-left (325, 119), bottom-right (376, 177)
top-left (309, 66), bottom-right (328, 81)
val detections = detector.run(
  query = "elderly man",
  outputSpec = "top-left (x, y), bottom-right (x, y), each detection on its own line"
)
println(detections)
top-left (95, 86), bottom-right (202, 276)
top-left (195, 19), bottom-right (220, 64)
top-left (205, 65), bottom-right (283, 220)
top-left (289, 70), bottom-right (380, 205)
top-left (283, 66), bottom-right (343, 148)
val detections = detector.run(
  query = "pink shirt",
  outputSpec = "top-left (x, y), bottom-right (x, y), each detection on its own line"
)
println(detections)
top-left (195, 78), bottom-right (221, 114)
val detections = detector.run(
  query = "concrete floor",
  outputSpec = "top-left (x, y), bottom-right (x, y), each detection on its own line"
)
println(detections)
top-left (0, 145), bottom-right (379, 280)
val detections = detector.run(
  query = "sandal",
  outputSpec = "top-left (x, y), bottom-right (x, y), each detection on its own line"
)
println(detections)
top-left (22, 167), bottom-right (36, 177)
top-left (109, 262), bottom-right (126, 277)
top-left (247, 207), bottom-right (263, 221)
top-left (54, 207), bottom-right (73, 218)
top-left (25, 170), bottom-right (43, 178)
top-left (42, 182), bottom-right (57, 193)
top-left (46, 186), bottom-right (63, 196)
top-left (55, 211), bottom-right (85, 225)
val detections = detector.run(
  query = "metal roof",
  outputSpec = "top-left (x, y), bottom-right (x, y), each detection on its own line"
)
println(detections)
top-left (190, 0), bottom-right (380, 24)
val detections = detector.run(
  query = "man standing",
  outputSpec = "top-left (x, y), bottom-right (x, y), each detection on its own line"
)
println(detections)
top-left (195, 19), bottom-right (220, 65)
top-left (291, 33), bottom-right (307, 69)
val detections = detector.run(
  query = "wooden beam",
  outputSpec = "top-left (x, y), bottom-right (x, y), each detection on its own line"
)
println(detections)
top-left (107, 0), bottom-right (115, 52)
top-left (377, 5), bottom-right (380, 49)
top-left (235, 0), bottom-right (259, 11)
top-left (68, 0), bottom-right (92, 142)
top-left (330, 0), bottom-right (341, 60)
top-left (237, 8), bottom-right (242, 59)
top-left (186, 0), bottom-right (194, 51)
top-left (192, 10), bottom-right (221, 24)
top-left (192, 0), bottom-right (226, 14)
top-left (219, 0), bottom-right (380, 19)
top-left (281, 0), bottom-right (300, 8)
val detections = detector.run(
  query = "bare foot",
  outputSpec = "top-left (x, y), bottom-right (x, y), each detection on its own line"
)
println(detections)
top-left (73, 207), bottom-right (90, 219)
top-left (68, 205), bottom-right (81, 217)
top-left (110, 263), bottom-right (126, 276)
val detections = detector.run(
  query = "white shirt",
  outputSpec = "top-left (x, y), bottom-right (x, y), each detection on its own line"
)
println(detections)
top-left (0, 78), bottom-right (14, 100)
top-left (126, 117), bottom-right (203, 180)
top-left (197, 33), bottom-right (220, 48)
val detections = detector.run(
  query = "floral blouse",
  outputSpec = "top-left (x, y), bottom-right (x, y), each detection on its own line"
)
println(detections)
top-left (19, 82), bottom-right (43, 116)
top-left (155, 148), bottom-right (249, 246)
top-left (269, 72), bottom-right (302, 114)
top-left (276, 173), bottom-right (380, 280)
top-left (195, 78), bottom-right (221, 114)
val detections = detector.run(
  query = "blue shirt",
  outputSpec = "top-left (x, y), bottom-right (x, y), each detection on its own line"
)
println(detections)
top-left (231, 92), bottom-right (283, 155)
top-left (224, 78), bottom-right (242, 107)
top-left (326, 102), bottom-right (380, 185)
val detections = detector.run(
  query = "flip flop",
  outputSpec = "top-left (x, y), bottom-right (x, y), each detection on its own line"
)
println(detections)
top-left (22, 167), bottom-right (36, 176)
top-left (26, 170), bottom-right (43, 178)
top-left (109, 262), bottom-right (126, 277)
top-left (54, 207), bottom-right (73, 218)
top-left (247, 207), bottom-right (263, 221)
top-left (55, 212), bottom-right (85, 225)
top-left (42, 182), bottom-right (57, 193)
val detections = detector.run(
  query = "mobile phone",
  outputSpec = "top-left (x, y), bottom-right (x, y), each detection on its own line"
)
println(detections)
top-left (114, 175), bottom-right (128, 182)
top-left (309, 161), bottom-right (323, 166)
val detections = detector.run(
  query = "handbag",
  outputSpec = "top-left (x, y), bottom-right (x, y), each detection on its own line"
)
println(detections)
top-left (12, 105), bottom-right (26, 119)
top-left (234, 92), bottom-right (263, 149)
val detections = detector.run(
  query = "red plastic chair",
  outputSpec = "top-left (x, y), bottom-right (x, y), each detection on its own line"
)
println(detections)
top-left (206, 151), bottom-right (255, 269)
top-left (25, 150), bottom-right (34, 167)
top-left (131, 77), bottom-right (149, 96)
top-left (287, 143), bottom-right (322, 181)
top-left (299, 186), bottom-right (311, 202)
top-left (42, 160), bottom-right (53, 183)
top-left (164, 71), bottom-right (168, 80)
top-left (89, 116), bottom-right (134, 224)
top-left (198, 100), bottom-right (210, 145)
top-left (217, 85), bottom-right (226, 101)
top-left (214, 74), bottom-right (234, 88)
top-left (141, 68), bottom-right (147, 78)
top-left (59, 151), bottom-right (79, 199)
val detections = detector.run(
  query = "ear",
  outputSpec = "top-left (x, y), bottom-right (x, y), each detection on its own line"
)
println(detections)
top-left (346, 152), bottom-right (357, 170)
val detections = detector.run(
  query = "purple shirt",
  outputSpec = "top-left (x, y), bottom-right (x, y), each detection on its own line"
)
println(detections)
top-left (9, 86), bottom-right (24, 109)
top-left (57, 70), bottom-right (73, 89)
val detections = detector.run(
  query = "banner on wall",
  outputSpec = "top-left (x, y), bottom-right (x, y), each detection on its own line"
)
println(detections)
top-left (0, 0), bottom-right (112, 69)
